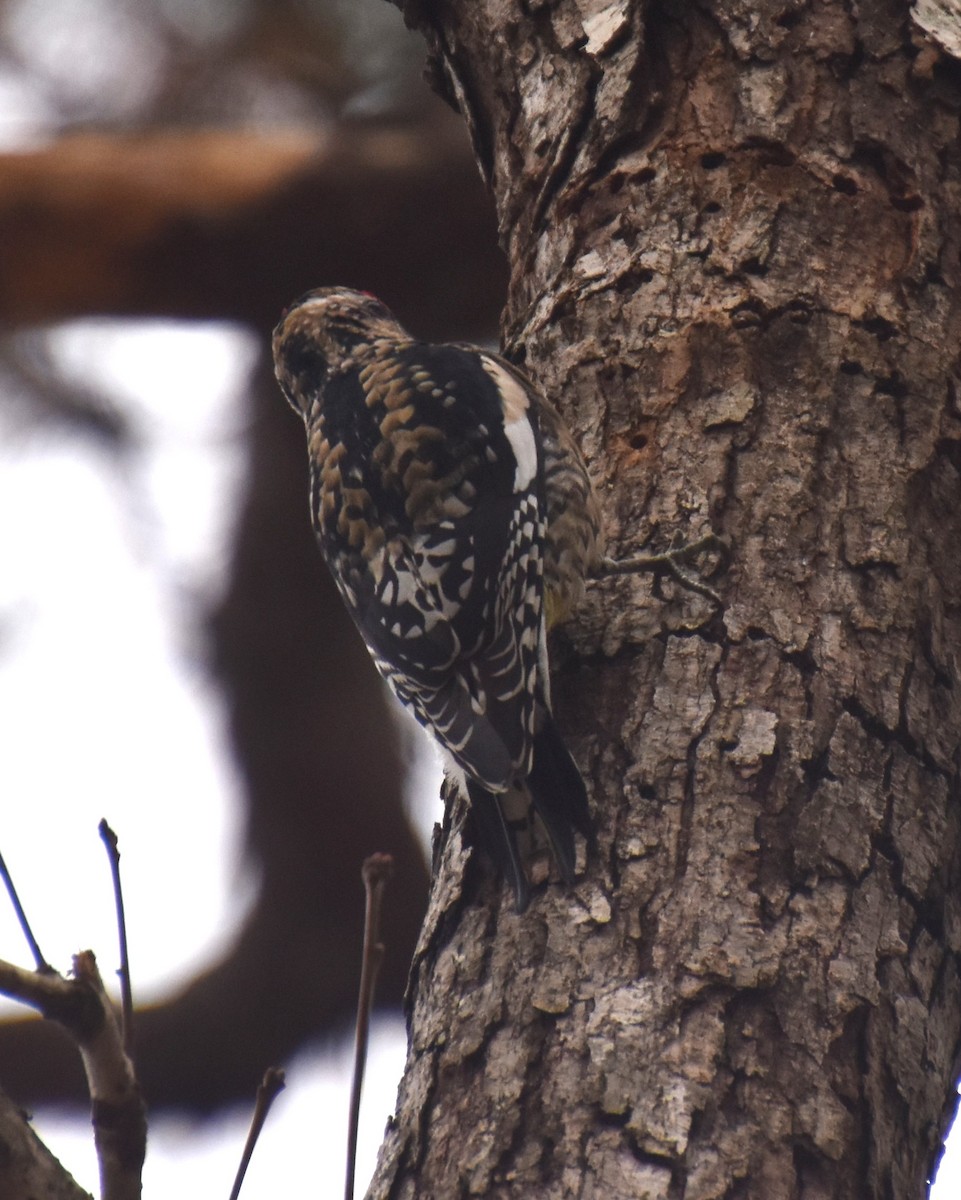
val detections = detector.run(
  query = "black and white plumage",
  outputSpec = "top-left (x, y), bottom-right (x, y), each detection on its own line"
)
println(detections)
top-left (272, 287), bottom-right (601, 910)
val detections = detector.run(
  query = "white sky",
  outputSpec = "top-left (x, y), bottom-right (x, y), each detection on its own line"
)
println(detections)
top-left (0, 320), bottom-right (958, 1197)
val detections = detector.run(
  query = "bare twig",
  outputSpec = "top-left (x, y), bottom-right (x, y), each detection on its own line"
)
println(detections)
top-left (0, 848), bottom-right (51, 972)
top-left (598, 532), bottom-right (730, 606)
top-left (98, 820), bottom-right (134, 1058)
top-left (228, 1067), bottom-right (287, 1200)
top-left (346, 853), bottom-right (394, 1200)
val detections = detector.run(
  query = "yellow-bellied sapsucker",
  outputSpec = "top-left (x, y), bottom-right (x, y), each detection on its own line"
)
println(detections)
top-left (272, 287), bottom-right (601, 910)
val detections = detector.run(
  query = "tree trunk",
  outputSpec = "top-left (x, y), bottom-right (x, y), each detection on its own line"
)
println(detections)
top-left (0, 1086), bottom-right (90, 1200)
top-left (370, 2), bottom-right (961, 1197)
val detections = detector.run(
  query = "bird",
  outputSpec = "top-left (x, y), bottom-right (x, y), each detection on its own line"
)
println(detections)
top-left (272, 287), bottom-right (602, 911)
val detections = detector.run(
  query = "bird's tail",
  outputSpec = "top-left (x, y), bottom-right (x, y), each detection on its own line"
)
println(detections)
top-left (526, 716), bottom-right (594, 880)
top-left (466, 715), bottom-right (593, 912)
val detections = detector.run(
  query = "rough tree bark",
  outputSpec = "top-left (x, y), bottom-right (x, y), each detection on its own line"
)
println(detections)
top-left (0, 1086), bottom-right (90, 1200)
top-left (370, 2), bottom-right (961, 1198)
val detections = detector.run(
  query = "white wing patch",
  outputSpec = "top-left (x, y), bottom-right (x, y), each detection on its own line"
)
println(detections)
top-left (481, 355), bottom-right (538, 492)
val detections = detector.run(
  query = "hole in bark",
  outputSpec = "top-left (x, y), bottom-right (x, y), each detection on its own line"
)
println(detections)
top-left (801, 745), bottom-right (837, 786)
top-left (933, 50), bottom-right (961, 95)
top-left (848, 560), bottom-right (900, 582)
top-left (731, 301), bottom-right (766, 327)
top-left (869, 831), bottom-right (905, 885)
top-left (829, 43), bottom-right (865, 82)
top-left (875, 372), bottom-right (908, 399)
top-left (916, 887), bottom-right (948, 943)
top-left (784, 643), bottom-right (817, 679)
top-left (702, 201), bottom-right (722, 214)
top-left (627, 1137), bottom-right (679, 1175)
top-left (841, 696), bottom-right (893, 747)
top-left (629, 433), bottom-right (648, 450)
top-left (839, 360), bottom-right (863, 375)
top-left (935, 436), bottom-right (961, 476)
top-left (831, 173), bottom-right (858, 194)
top-left (614, 271), bottom-right (652, 295)
top-left (850, 139), bottom-right (890, 182)
top-left (919, 613), bottom-right (955, 690)
top-left (598, 1108), bottom-right (632, 1128)
top-left (860, 315), bottom-right (898, 341)
top-left (741, 256), bottom-right (768, 276)
top-left (636, 166), bottom-right (656, 184)
top-left (744, 137), bottom-right (796, 167)
top-left (776, 8), bottom-right (804, 27)
top-left (793, 1141), bottom-right (831, 1192)
top-left (638, 783), bottom-right (656, 800)
top-left (701, 151), bottom-right (726, 169)
top-left (891, 193), bottom-right (924, 212)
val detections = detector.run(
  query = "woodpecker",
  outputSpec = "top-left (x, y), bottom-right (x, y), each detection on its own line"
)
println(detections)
top-left (273, 287), bottom-right (602, 910)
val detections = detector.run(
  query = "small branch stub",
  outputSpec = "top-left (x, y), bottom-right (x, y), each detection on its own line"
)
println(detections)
top-left (73, 951), bottom-right (146, 1200)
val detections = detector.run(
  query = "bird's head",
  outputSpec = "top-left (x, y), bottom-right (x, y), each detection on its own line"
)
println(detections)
top-left (272, 287), bottom-right (406, 416)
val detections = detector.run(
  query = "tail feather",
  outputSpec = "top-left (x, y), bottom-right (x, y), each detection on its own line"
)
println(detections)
top-left (465, 714), bottom-right (591, 909)
top-left (466, 781), bottom-right (531, 913)
top-left (526, 716), bottom-right (593, 884)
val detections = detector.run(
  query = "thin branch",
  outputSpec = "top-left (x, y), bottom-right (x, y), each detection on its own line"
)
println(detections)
top-left (99, 819), bottom-right (134, 1058)
top-left (228, 1067), bottom-right (287, 1200)
top-left (346, 853), bottom-right (394, 1200)
top-left (598, 532), bottom-right (730, 606)
top-left (0, 848), bottom-right (51, 972)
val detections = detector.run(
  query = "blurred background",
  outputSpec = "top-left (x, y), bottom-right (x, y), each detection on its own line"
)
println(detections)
top-left (0, 0), bottom-right (505, 1192)
top-left (0, 0), bottom-right (955, 1195)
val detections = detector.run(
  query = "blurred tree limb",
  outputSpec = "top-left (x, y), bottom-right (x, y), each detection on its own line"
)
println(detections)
top-left (0, 121), bottom-right (505, 333)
